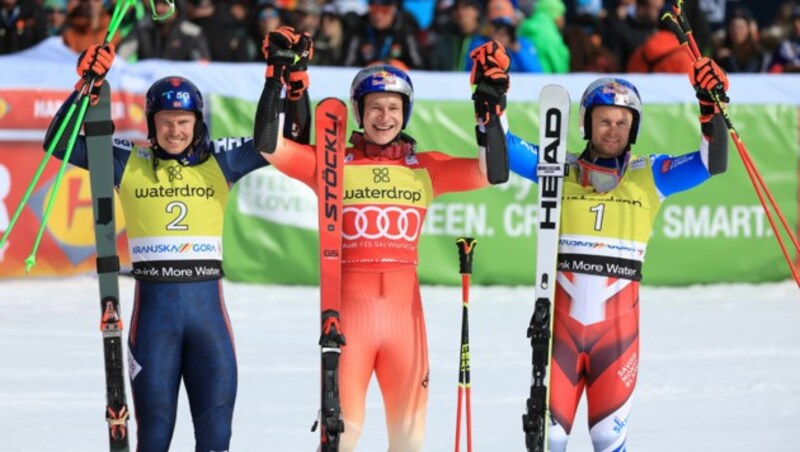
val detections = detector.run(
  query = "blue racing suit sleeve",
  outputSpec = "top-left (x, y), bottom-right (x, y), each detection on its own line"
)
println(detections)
top-left (507, 131), bottom-right (540, 183)
top-left (210, 136), bottom-right (269, 185)
top-left (49, 136), bottom-right (131, 186)
top-left (650, 151), bottom-right (712, 198)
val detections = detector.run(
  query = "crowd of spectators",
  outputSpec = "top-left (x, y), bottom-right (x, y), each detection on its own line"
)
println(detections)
top-left (3, 0), bottom-right (800, 73)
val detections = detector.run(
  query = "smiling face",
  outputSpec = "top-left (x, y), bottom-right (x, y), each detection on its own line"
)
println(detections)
top-left (154, 110), bottom-right (196, 155)
top-left (361, 92), bottom-right (404, 145)
top-left (589, 105), bottom-right (633, 159)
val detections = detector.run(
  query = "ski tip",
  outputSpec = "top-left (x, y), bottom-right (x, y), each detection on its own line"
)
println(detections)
top-left (539, 84), bottom-right (571, 102)
top-left (317, 97), bottom-right (347, 107)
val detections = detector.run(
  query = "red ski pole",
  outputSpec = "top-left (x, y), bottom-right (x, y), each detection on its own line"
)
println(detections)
top-left (663, 3), bottom-right (800, 287)
top-left (455, 237), bottom-right (476, 452)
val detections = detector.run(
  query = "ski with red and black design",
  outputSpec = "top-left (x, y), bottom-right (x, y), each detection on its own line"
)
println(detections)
top-left (522, 84), bottom-right (570, 452)
top-left (311, 97), bottom-right (347, 451)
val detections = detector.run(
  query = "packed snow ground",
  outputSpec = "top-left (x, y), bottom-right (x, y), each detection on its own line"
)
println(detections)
top-left (0, 277), bottom-right (798, 451)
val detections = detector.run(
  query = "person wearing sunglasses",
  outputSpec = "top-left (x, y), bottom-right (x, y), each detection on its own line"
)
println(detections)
top-left (470, 40), bottom-right (730, 451)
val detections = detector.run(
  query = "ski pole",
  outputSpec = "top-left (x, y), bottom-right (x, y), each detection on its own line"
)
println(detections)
top-left (454, 237), bottom-right (476, 452)
top-left (0, 0), bottom-right (171, 271)
top-left (663, 4), bottom-right (800, 287)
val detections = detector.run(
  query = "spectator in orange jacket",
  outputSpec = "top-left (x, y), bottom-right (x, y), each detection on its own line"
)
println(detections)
top-left (626, 21), bottom-right (691, 73)
top-left (61, 0), bottom-right (120, 53)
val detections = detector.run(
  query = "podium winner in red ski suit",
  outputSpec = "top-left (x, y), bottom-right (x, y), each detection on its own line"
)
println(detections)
top-left (255, 29), bottom-right (494, 450)
top-left (471, 42), bottom-right (730, 451)
top-left (47, 46), bottom-right (273, 451)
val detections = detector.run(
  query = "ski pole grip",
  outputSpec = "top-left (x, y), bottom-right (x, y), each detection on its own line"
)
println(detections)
top-left (661, 13), bottom-right (687, 46)
top-left (456, 237), bottom-right (477, 275)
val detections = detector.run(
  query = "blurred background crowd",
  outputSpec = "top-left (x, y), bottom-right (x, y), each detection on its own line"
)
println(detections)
top-left (2, 0), bottom-right (800, 74)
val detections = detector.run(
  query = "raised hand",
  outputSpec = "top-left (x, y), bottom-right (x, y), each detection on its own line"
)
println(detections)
top-left (262, 26), bottom-right (301, 82)
top-left (469, 40), bottom-right (511, 123)
top-left (690, 57), bottom-right (729, 104)
top-left (469, 40), bottom-right (510, 87)
top-left (287, 33), bottom-right (314, 100)
top-left (75, 44), bottom-right (115, 90)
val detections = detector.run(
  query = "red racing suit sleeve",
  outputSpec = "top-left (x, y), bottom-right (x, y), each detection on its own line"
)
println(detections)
top-left (266, 138), bottom-right (318, 189)
top-left (418, 151), bottom-right (489, 197)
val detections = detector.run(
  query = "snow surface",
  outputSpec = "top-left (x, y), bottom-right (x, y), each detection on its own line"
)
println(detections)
top-left (0, 277), bottom-right (798, 451)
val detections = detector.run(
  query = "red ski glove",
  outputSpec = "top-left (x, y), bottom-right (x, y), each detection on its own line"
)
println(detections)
top-left (469, 40), bottom-right (511, 123)
top-left (690, 57), bottom-right (729, 104)
top-left (75, 44), bottom-right (115, 91)
top-left (469, 40), bottom-right (511, 86)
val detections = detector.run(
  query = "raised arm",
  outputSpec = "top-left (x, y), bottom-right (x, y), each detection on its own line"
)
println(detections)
top-left (690, 57), bottom-right (729, 176)
top-left (469, 40), bottom-right (511, 184)
top-left (253, 27), bottom-right (317, 187)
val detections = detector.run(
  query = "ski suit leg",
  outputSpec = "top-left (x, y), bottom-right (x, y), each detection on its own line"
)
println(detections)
top-left (374, 268), bottom-right (428, 452)
top-left (180, 280), bottom-right (238, 452)
top-left (585, 282), bottom-right (639, 452)
top-left (339, 270), bottom-right (383, 452)
top-left (548, 275), bottom-right (639, 452)
top-left (548, 285), bottom-right (589, 452)
top-left (128, 280), bottom-right (238, 452)
top-left (129, 281), bottom-right (183, 452)
top-left (338, 268), bottom-right (429, 452)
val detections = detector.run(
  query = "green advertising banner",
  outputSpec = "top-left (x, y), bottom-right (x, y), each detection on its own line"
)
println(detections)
top-left (212, 95), bottom-right (797, 286)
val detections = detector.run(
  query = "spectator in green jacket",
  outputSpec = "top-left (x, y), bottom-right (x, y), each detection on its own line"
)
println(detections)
top-left (518, 0), bottom-right (570, 73)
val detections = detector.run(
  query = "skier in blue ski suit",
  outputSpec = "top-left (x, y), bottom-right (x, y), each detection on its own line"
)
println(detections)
top-left (469, 40), bottom-right (730, 451)
top-left (45, 44), bottom-right (270, 452)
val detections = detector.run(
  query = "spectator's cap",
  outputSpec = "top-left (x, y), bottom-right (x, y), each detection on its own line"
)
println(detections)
top-left (487, 0), bottom-right (516, 25)
top-left (369, 0), bottom-right (401, 6)
top-left (296, 0), bottom-right (321, 15)
top-left (43, 0), bottom-right (67, 10)
top-left (535, 0), bottom-right (566, 19)
top-left (255, 0), bottom-right (280, 17)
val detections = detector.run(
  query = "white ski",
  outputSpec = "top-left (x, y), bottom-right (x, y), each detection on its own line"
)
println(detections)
top-left (523, 84), bottom-right (570, 452)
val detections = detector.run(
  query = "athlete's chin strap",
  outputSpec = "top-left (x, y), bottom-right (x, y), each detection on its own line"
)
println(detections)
top-left (349, 132), bottom-right (416, 160)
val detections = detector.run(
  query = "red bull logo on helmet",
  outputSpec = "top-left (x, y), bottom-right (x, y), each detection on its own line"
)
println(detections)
top-left (370, 70), bottom-right (397, 87)
top-left (601, 81), bottom-right (629, 96)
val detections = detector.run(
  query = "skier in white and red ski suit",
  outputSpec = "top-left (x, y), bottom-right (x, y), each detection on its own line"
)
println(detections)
top-left (470, 40), bottom-right (731, 451)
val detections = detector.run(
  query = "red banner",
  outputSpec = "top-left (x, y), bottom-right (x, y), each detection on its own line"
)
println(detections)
top-left (0, 89), bottom-right (147, 137)
top-left (0, 88), bottom-right (136, 278)
top-left (0, 143), bottom-right (131, 277)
